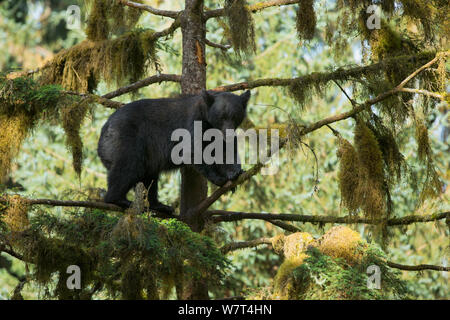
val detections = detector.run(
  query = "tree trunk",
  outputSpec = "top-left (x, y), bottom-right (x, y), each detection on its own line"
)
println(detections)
top-left (179, 0), bottom-right (209, 299)
top-left (180, 0), bottom-right (207, 232)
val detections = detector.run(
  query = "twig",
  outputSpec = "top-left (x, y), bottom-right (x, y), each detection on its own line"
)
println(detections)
top-left (205, 39), bottom-right (231, 50)
top-left (333, 79), bottom-right (358, 107)
top-left (64, 73), bottom-right (181, 109)
top-left (221, 237), bottom-right (273, 253)
top-left (119, 0), bottom-right (180, 18)
top-left (205, 0), bottom-right (300, 20)
top-left (398, 88), bottom-right (445, 100)
top-left (269, 220), bottom-right (302, 232)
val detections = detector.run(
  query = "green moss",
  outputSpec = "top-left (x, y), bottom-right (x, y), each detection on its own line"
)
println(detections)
top-left (0, 75), bottom-right (64, 181)
top-left (12, 209), bottom-right (230, 299)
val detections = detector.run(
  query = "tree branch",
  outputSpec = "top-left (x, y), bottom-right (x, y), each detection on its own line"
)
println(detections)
top-left (220, 236), bottom-right (450, 271)
top-left (0, 196), bottom-right (174, 219)
top-left (205, 39), bottom-right (231, 50)
top-left (119, 0), bottom-right (180, 18)
top-left (269, 220), bottom-right (302, 232)
top-left (386, 261), bottom-right (450, 272)
top-left (208, 210), bottom-right (449, 226)
top-left (102, 73), bottom-right (181, 100)
top-left (212, 53), bottom-right (437, 92)
top-left (398, 88), bottom-right (445, 100)
top-left (205, 0), bottom-right (300, 20)
top-left (151, 17), bottom-right (182, 39)
top-left (172, 52), bottom-right (450, 215)
top-left (220, 237), bottom-right (273, 253)
top-left (64, 73), bottom-right (181, 109)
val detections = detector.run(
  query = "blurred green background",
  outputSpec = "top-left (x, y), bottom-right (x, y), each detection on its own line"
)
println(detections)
top-left (0, 0), bottom-right (448, 299)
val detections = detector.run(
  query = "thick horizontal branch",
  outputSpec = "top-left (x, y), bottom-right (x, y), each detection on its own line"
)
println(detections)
top-left (64, 73), bottom-right (181, 109)
top-left (0, 196), bottom-right (123, 212)
top-left (63, 91), bottom-right (124, 109)
top-left (220, 237), bottom-right (273, 253)
top-left (208, 210), bottom-right (450, 226)
top-left (212, 53), bottom-right (436, 92)
top-left (102, 74), bottom-right (181, 100)
top-left (119, 0), bottom-right (179, 18)
top-left (386, 261), bottom-right (450, 272)
top-left (300, 51), bottom-right (449, 135)
top-left (205, 0), bottom-right (300, 20)
top-left (0, 196), bottom-right (174, 219)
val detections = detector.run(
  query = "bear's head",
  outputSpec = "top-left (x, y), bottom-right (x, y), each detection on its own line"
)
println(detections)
top-left (201, 90), bottom-right (251, 140)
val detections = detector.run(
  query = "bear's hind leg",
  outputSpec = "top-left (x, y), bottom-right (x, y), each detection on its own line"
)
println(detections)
top-left (104, 165), bottom-right (138, 208)
top-left (144, 176), bottom-right (174, 215)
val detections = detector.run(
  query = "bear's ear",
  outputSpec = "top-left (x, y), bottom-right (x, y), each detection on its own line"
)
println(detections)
top-left (240, 90), bottom-right (251, 107)
top-left (201, 89), bottom-right (215, 108)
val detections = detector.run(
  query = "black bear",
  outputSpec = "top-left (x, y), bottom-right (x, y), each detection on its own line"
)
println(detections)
top-left (97, 90), bottom-right (251, 213)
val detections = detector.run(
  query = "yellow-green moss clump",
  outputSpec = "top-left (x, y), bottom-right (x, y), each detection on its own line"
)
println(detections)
top-left (1, 194), bottom-right (30, 233)
top-left (315, 226), bottom-right (364, 265)
top-left (0, 115), bottom-right (31, 183)
top-left (0, 75), bottom-right (63, 181)
top-left (248, 227), bottom-right (407, 300)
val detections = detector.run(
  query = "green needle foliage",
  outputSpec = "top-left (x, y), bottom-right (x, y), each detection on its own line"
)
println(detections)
top-left (0, 202), bottom-right (230, 299)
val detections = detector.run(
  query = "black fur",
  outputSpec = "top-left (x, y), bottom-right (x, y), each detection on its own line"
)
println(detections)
top-left (97, 90), bottom-right (251, 213)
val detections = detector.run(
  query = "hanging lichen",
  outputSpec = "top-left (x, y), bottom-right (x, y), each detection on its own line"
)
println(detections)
top-left (287, 52), bottom-right (434, 109)
top-left (337, 137), bottom-right (360, 214)
top-left (0, 75), bottom-right (63, 181)
top-left (354, 121), bottom-right (386, 220)
top-left (413, 111), bottom-right (443, 202)
top-left (0, 115), bottom-right (31, 183)
top-left (224, 0), bottom-right (256, 57)
top-left (85, 0), bottom-right (110, 41)
top-left (60, 99), bottom-right (91, 177)
top-left (85, 0), bottom-right (144, 41)
top-left (40, 29), bottom-right (159, 92)
top-left (295, 0), bottom-right (316, 41)
top-left (367, 115), bottom-right (406, 185)
top-left (1, 194), bottom-right (30, 233)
